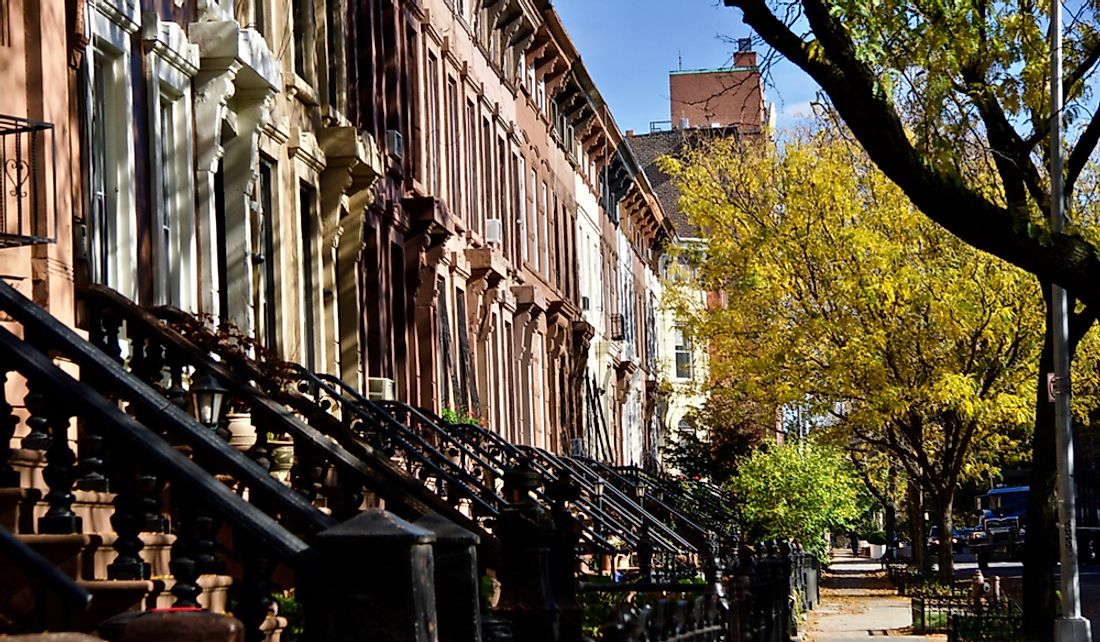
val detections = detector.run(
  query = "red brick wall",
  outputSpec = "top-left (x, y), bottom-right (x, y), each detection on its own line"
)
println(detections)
top-left (669, 67), bottom-right (764, 130)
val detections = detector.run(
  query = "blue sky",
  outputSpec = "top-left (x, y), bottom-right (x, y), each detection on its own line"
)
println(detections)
top-left (553, 0), bottom-right (820, 133)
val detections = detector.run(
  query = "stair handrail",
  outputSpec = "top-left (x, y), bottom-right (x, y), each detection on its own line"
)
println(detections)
top-left (585, 459), bottom-right (715, 540)
top-left (291, 367), bottom-right (503, 517)
top-left (612, 465), bottom-right (740, 539)
top-left (0, 524), bottom-right (91, 608)
top-left (0, 321), bottom-right (313, 563)
top-left (129, 296), bottom-right (497, 544)
top-left (319, 380), bottom-right (513, 492)
top-left (371, 401), bottom-right (628, 553)
top-left (527, 447), bottom-right (697, 556)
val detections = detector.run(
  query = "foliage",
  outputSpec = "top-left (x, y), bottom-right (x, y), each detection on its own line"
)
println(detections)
top-left (728, 439), bottom-right (862, 560)
top-left (719, 1), bottom-right (1100, 631)
top-left (441, 407), bottom-right (481, 426)
top-left (864, 530), bottom-right (887, 546)
top-left (577, 576), bottom-right (629, 638)
top-left (272, 590), bottom-right (303, 642)
top-left (174, 312), bottom-right (293, 398)
top-left (661, 391), bottom-right (769, 484)
top-left (663, 129), bottom-right (1042, 580)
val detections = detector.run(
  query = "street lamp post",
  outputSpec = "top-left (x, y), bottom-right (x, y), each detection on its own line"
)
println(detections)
top-left (1050, 2), bottom-right (1092, 640)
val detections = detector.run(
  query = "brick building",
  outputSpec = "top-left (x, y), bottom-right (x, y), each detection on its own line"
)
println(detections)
top-left (626, 45), bottom-right (769, 457)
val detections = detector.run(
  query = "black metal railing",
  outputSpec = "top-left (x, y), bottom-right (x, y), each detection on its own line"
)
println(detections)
top-left (0, 115), bottom-right (56, 247)
top-left (0, 282), bottom-right (328, 638)
top-left (142, 304), bottom-right (499, 547)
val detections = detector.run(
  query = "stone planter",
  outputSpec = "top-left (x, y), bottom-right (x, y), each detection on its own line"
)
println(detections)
top-left (868, 543), bottom-right (886, 559)
top-left (226, 412), bottom-right (256, 451)
top-left (269, 440), bottom-right (294, 484)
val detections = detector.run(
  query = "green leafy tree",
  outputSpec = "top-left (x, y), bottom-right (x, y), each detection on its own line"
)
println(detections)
top-left (730, 439), bottom-right (862, 561)
top-left (717, 1), bottom-right (1100, 632)
top-left (663, 129), bottom-right (1041, 582)
top-left (662, 389), bottom-right (775, 485)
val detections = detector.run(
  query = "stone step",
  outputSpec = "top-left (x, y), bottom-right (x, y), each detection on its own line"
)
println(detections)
top-left (0, 486), bottom-right (42, 533)
top-left (6, 533), bottom-right (103, 582)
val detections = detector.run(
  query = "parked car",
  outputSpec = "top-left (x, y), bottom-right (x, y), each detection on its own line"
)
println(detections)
top-left (926, 526), bottom-right (962, 555)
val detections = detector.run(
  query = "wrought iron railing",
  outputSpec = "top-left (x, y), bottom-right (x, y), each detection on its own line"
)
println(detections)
top-left (0, 279), bottom-right (322, 639)
top-left (0, 115), bottom-right (56, 247)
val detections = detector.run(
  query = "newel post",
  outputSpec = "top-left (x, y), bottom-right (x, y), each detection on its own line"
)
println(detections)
top-left (495, 457), bottom-right (557, 642)
top-left (304, 508), bottom-right (439, 642)
top-left (415, 512), bottom-right (483, 642)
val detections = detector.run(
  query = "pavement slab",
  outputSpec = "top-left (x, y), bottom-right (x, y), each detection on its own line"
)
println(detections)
top-left (802, 550), bottom-right (945, 642)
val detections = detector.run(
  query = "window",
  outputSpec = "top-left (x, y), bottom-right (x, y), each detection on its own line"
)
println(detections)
top-left (480, 117), bottom-right (492, 236)
top-left (516, 156), bottom-right (527, 263)
top-left (674, 327), bottom-right (693, 379)
top-left (427, 54), bottom-right (441, 195)
top-left (145, 16), bottom-right (198, 309)
top-left (300, 182), bottom-right (318, 370)
top-left (253, 0), bottom-right (266, 36)
top-left (540, 182), bottom-right (549, 276)
top-left (257, 158), bottom-right (279, 351)
top-left (447, 78), bottom-right (460, 207)
top-left (293, 0), bottom-right (315, 82)
top-left (531, 169), bottom-right (539, 270)
top-left (465, 100), bottom-right (477, 224)
top-left (437, 278), bottom-right (455, 407)
top-left (86, 1), bottom-right (139, 300)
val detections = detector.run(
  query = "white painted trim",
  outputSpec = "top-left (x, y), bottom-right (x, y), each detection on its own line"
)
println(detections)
top-left (143, 14), bottom-right (199, 310)
top-left (87, 0), bottom-right (139, 301)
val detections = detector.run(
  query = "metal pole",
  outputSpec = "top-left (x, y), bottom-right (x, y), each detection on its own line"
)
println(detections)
top-left (1051, 1), bottom-right (1092, 639)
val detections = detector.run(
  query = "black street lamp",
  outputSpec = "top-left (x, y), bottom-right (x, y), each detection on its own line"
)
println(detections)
top-left (190, 369), bottom-right (229, 431)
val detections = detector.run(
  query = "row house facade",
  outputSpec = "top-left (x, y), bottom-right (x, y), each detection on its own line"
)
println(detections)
top-left (1, 0), bottom-right (673, 467)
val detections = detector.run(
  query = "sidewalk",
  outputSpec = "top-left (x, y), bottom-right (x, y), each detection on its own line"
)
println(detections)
top-left (801, 550), bottom-right (945, 642)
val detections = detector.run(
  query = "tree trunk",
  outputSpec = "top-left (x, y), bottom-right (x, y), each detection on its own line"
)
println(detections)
top-left (935, 493), bottom-right (954, 585)
top-left (1023, 314), bottom-right (1057, 642)
top-left (908, 484), bottom-right (925, 571)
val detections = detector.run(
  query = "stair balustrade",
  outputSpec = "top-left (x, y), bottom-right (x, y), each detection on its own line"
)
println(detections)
top-left (0, 280), bottom-right (335, 638)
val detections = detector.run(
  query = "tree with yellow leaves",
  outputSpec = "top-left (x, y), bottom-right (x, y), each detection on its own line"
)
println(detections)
top-left (663, 129), bottom-right (1044, 582)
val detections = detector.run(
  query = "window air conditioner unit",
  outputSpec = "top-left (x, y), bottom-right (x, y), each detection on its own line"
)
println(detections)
top-left (581, 296), bottom-right (590, 311)
top-left (386, 129), bottom-right (404, 160)
top-left (367, 377), bottom-right (395, 401)
top-left (485, 218), bottom-right (503, 245)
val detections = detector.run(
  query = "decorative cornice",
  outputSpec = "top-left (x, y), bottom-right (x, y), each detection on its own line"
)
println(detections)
top-left (142, 13), bottom-right (199, 78)
top-left (91, 0), bottom-right (140, 34)
top-left (189, 20), bottom-right (280, 92)
top-left (289, 128), bottom-right (327, 174)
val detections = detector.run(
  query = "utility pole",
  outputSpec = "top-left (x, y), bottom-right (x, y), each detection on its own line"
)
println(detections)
top-left (1050, 1), bottom-right (1092, 639)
